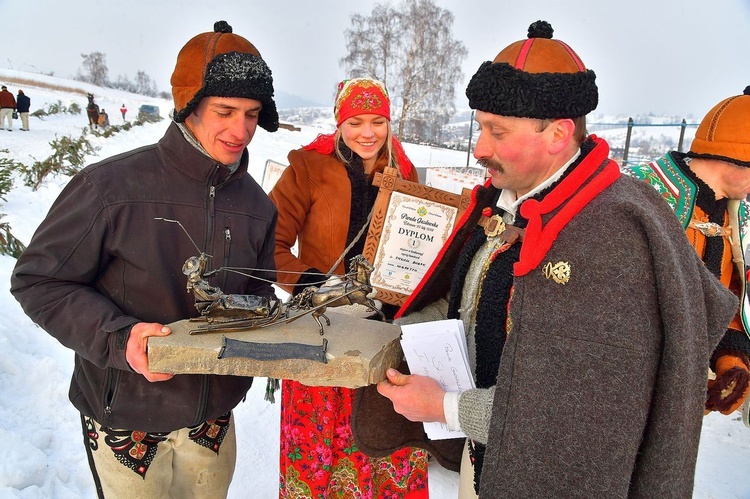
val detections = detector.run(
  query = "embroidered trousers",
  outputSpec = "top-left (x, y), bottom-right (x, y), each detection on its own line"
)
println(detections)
top-left (82, 413), bottom-right (236, 499)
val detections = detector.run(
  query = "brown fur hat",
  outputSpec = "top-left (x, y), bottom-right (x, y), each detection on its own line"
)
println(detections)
top-left (687, 86), bottom-right (750, 167)
top-left (466, 20), bottom-right (598, 119)
top-left (171, 20), bottom-right (279, 132)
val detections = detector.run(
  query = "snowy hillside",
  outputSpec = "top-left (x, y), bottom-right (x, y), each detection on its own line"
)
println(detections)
top-left (0, 69), bottom-right (748, 498)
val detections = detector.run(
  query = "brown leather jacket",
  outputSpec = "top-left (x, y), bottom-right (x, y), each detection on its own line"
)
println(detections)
top-left (269, 148), bottom-right (417, 295)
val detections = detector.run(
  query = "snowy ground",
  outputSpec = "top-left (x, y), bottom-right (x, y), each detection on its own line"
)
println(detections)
top-left (0, 69), bottom-right (748, 498)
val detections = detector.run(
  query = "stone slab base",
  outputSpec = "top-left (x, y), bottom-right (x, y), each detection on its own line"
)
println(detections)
top-left (148, 311), bottom-right (403, 388)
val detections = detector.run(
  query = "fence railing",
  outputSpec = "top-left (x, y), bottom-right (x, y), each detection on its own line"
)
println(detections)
top-left (596, 118), bottom-right (699, 167)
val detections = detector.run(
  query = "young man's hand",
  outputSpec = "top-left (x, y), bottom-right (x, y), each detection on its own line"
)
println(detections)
top-left (126, 322), bottom-right (174, 382)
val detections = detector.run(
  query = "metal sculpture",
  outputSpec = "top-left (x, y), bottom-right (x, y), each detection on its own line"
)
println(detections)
top-left (286, 255), bottom-right (384, 334)
top-left (157, 218), bottom-right (382, 336)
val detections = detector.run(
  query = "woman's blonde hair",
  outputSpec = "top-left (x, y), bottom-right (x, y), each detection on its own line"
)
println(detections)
top-left (333, 122), bottom-right (401, 178)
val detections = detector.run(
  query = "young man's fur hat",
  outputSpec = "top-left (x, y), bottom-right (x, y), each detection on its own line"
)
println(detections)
top-left (171, 21), bottom-right (279, 132)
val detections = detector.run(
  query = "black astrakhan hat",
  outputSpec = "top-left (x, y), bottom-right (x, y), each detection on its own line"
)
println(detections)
top-left (466, 20), bottom-right (598, 119)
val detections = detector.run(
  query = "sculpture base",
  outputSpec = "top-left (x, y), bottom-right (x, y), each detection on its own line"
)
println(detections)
top-left (148, 311), bottom-right (403, 388)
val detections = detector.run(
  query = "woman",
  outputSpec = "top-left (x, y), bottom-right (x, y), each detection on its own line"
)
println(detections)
top-left (269, 78), bottom-right (428, 498)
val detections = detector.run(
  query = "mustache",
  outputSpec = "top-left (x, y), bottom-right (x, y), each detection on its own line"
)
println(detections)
top-left (478, 158), bottom-right (503, 173)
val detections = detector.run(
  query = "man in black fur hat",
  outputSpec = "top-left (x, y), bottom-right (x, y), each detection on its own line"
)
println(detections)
top-left (378, 21), bottom-right (737, 498)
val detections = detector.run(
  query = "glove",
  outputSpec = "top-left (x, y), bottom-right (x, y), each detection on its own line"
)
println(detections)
top-left (705, 352), bottom-right (750, 415)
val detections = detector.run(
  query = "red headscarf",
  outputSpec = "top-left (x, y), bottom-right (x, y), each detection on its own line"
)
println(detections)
top-left (303, 78), bottom-right (414, 179)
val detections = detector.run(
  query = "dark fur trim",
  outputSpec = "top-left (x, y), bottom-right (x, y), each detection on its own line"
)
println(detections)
top-left (466, 61), bottom-right (598, 119)
top-left (339, 141), bottom-right (372, 268)
top-left (174, 51), bottom-right (279, 132)
top-left (692, 172), bottom-right (728, 278)
top-left (711, 329), bottom-right (750, 369)
top-left (685, 151), bottom-right (750, 168)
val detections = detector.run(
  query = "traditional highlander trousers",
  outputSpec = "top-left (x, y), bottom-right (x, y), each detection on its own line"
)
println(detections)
top-left (624, 86), bottom-right (750, 422)
top-left (392, 21), bottom-right (738, 498)
top-left (269, 79), bottom-right (427, 498)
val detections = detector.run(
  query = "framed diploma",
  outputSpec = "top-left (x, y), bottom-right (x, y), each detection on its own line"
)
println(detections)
top-left (363, 167), bottom-right (472, 306)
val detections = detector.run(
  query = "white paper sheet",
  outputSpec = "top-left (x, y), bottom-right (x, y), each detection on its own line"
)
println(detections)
top-left (400, 319), bottom-right (475, 439)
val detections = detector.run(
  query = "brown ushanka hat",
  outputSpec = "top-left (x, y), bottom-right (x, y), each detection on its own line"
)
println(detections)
top-left (466, 20), bottom-right (598, 119)
top-left (171, 20), bottom-right (279, 132)
top-left (687, 86), bottom-right (750, 167)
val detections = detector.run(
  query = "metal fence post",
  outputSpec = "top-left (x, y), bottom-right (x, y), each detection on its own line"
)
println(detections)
top-left (623, 117), bottom-right (634, 166)
top-left (677, 119), bottom-right (687, 152)
top-left (466, 110), bottom-right (475, 168)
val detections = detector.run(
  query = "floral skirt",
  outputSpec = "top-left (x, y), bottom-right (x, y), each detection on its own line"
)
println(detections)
top-left (279, 380), bottom-right (428, 498)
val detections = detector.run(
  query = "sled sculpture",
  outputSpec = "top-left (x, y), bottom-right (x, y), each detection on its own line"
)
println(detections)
top-left (156, 218), bottom-right (382, 336)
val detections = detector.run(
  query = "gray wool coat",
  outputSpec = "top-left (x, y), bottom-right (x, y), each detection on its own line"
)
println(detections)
top-left (480, 168), bottom-right (736, 498)
top-left (398, 137), bottom-right (737, 498)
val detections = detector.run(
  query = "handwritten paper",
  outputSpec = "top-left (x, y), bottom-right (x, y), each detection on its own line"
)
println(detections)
top-left (400, 319), bottom-right (475, 439)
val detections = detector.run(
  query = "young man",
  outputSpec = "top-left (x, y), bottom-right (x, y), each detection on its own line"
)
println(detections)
top-left (377, 21), bottom-right (737, 498)
top-left (625, 86), bottom-right (750, 423)
top-left (11, 21), bottom-right (279, 498)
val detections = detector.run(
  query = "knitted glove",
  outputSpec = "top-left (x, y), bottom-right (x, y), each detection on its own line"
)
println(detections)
top-left (706, 351), bottom-right (750, 415)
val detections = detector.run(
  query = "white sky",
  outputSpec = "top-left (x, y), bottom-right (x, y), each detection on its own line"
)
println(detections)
top-left (1, 0), bottom-right (749, 118)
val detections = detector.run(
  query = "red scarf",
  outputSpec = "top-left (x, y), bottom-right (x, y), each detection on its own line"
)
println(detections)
top-left (303, 133), bottom-right (415, 180)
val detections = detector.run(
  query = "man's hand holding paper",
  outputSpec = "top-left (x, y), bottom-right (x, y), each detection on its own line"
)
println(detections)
top-left (378, 319), bottom-right (475, 439)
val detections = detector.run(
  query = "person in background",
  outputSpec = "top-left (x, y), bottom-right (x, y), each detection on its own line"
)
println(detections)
top-left (269, 78), bottom-right (428, 498)
top-left (0, 84), bottom-right (16, 131)
top-left (377, 20), bottom-right (737, 498)
top-left (16, 89), bottom-right (30, 131)
top-left (624, 86), bottom-right (750, 423)
top-left (11, 20), bottom-right (279, 498)
top-left (98, 108), bottom-right (110, 128)
top-left (120, 103), bottom-right (127, 120)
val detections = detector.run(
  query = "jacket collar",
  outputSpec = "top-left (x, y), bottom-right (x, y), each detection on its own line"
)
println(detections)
top-left (157, 122), bottom-right (249, 185)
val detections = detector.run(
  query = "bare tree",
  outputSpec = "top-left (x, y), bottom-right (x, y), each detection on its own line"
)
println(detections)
top-left (341, 0), bottom-right (466, 143)
top-left (134, 71), bottom-right (157, 97)
top-left (77, 52), bottom-right (109, 87)
top-left (111, 74), bottom-right (136, 93)
top-left (341, 4), bottom-right (401, 87)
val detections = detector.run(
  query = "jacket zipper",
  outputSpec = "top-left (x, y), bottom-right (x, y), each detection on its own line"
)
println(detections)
top-left (194, 169), bottom-right (220, 426)
top-left (222, 227), bottom-right (231, 290)
top-left (102, 367), bottom-right (120, 423)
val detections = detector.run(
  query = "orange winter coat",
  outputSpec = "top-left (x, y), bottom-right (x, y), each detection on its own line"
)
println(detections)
top-left (269, 147), bottom-right (417, 295)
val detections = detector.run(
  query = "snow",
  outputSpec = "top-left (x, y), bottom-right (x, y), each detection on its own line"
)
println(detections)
top-left (0, 68), bottom-right (748, 498)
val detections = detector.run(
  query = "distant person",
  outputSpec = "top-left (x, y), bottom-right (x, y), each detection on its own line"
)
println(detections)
top-left (97, 108), bottom-right (110, 128)
top-left (16, 90), bottom-right (30, 131)
top-left (11, 20), bottom-right (279, 498)
top-left (0, 84), bottom-right (16, 131)
top-left (376, 20), bottom-right (737, 498)
top-left (120, 103), bottom-right (127, 120)
top-left (624, 86), bottom-right (750, 423)
top-left (269, 78), bottom-right (428, 498)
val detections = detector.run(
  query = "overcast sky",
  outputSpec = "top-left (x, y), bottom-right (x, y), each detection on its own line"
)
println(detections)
top-left (2, 0), bottom-right (748, 118)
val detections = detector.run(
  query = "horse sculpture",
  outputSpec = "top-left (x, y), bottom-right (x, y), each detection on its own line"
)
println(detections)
top-left (288, 255), bottom-right (385, 334)
top-left (86, 93), bottom-right (100, 129)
